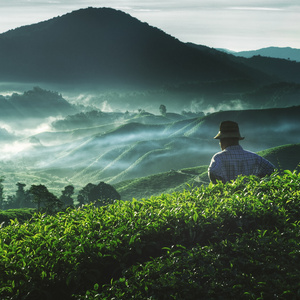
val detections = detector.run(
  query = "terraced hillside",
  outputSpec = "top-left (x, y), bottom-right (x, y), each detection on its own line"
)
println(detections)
top-left (1, 106), bottom-right (299, 198)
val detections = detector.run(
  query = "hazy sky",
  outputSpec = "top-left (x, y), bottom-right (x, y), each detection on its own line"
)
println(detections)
top-left (0, 0), bottom-right (299, 51)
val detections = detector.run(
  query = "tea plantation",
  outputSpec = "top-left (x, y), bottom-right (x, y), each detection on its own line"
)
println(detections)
top-left (1, 170), bottom-right (300, 299)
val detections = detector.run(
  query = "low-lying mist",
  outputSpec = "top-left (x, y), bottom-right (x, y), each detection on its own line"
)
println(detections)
top-left (61, 90), bottom-right (254, 115)
top-left (0, 85), bottom-right (299, 197)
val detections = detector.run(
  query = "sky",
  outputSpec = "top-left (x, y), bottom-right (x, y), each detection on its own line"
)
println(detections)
top-left (0, 1), bottom-right (299, 51)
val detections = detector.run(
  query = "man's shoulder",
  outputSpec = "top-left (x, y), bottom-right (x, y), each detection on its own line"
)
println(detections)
top-left (228, 145), bottom-right (258, 156)
top-left (242, 148), bottom-right (263, 159)
top-left (212, 150), bottom-right (224, 159)
top-left (214, 146), bottom-right (262, 160)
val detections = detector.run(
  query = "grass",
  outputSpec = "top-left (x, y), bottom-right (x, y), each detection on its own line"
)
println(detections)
top-left (1, 170), bottom-right (300, 299)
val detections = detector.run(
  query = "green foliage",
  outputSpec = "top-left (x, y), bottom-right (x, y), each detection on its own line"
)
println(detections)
top-left (0, 171), bottom-right (300, 299)
top-left (0, 208), bottom-right (36, 227)
top-left (29, 184), bottom-right (62, 214)
top-left (59, 185), bottom-right (75, 208)
top-left (5, 183), bottom-right (34, 210)
top-left (77, 182), bottom-right (121, 207)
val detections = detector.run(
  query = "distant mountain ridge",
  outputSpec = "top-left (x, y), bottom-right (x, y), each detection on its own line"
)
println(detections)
top-left (233, 47), bottom-right (300, 62)
top-left (189, 43), bottom-right (300, 85)
top-left (0, 7), bottom-right (274, 88)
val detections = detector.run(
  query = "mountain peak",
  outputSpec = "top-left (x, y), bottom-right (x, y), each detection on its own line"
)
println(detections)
top-left (0, 7), bottom-right (273, 88)
top-left (4, 7), bottom-right (148, 38)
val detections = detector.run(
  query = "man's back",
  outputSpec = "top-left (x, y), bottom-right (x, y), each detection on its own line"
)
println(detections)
top-left (208, 145), bottom-right (274, 183)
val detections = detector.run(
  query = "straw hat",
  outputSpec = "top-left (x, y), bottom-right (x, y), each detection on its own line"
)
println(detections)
top-left (214, 120), bottom-right (245, 140)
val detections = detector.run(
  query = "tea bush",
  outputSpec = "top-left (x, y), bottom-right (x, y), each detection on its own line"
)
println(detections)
top-left (0, 208), bottom-right (36, 227)
top-left (1, 171), bottom-right (300, 299)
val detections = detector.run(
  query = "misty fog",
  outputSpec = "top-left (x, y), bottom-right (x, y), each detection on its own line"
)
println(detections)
top-left (0, 86), bottom-right (299, 198)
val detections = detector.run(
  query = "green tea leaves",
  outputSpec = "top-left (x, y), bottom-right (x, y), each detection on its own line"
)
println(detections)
top-left (1, 171), bottom-right (300, 299)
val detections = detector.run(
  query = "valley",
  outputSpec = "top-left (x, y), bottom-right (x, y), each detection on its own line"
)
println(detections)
top-left (0, 87), bottom-right (299, 202)
top-left (0, 7), bottom-right (299, 205)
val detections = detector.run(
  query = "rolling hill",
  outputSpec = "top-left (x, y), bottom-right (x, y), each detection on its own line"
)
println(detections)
top-left (113, 143), bottom-right (300, 201)
top-left (113, 165), bottom-right (210, 201)
top-left (0, 7), bottom-right (299, 214)
top-left (258, 144), bottom-right (300, 172)
top-left (1, 105), bottom-right (299, 199)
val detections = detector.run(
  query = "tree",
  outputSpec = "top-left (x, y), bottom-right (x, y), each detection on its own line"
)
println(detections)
top-left (90, 182), bottom-right (121, 207)
top-left (159, 104), bottom-right (167, 116)
top-left (15, 183), bottom-right (33, 208)
top-left (5, 195), bottom-right (17, 209)
top-left (0, 177), bottom-right (4, 210)
top-left (77, 182), bottom-right (120, 207)
top-left (77, 183), bottom-right (95, 206)
top-left (59, 185), bottom-right (75, 209)
top-left (77, 194), bottom-right (85, 207)
top-left (29, 184), bottom-right (62, 214)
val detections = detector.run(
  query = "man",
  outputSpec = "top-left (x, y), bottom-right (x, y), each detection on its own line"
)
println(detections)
top-left (208, 120), bottom-right (275, 183)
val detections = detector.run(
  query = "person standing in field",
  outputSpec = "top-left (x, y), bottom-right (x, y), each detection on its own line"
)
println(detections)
top-left (208, 120), bottom-right (275, 184)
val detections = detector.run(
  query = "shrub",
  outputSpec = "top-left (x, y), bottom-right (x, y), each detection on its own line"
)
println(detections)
top-left (0, 171), bottom-right (300, 299)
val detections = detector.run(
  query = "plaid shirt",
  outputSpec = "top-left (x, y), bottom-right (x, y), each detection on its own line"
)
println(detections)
top-left (208, 145), bottom-right (275, 183)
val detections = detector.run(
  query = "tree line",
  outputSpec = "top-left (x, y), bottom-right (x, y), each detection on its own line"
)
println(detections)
top-left (0, 178), bottom-right (121, 214)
